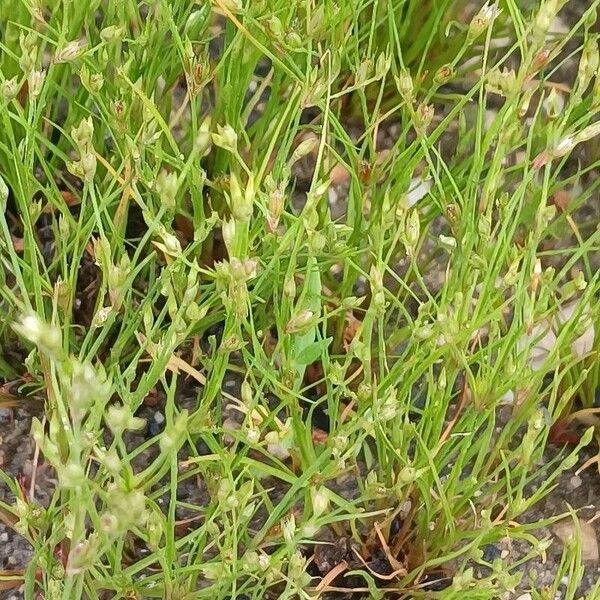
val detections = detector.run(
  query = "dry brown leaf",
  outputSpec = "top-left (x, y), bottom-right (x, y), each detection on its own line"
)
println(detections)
top-left (552, 190), bottom-right (571, 213)
top-left (553, 517), bottom-right (599, 563)
top-left (312, 428), bottom-right (329, 444)
top-left (342, 312), bottom-right (361, 351)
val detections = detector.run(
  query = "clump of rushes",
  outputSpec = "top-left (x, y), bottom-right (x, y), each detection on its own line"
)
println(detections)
top-left (1, 0), bottom-right (600, 598)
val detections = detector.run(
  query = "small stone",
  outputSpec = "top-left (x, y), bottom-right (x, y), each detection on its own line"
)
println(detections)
top-left (148, 420), bottom-right (162, 437)
top-left (482, 544), bottom-right (501, 562)
top-left (500, 549), bottom-right (509, 559)
top-left (560, 576), bottom-right (569, 586)
top-left (154, 412), bottom-right (165, 425)
top-left (570, 475), bottom-right (582, 489)
top-left (515, 594), bottom-right (532, 600)
top-left (0, 533), bottom-right (8, 542)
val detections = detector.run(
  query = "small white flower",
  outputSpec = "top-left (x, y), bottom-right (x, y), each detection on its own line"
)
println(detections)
top-left (311, 487), bottom-right (330, 518)
top-left (557, 301), bottom-right (595, 358)
top-left (405, 177), bottom-right (432, 208)
top-left (519, 322), bottom-right (557, 371)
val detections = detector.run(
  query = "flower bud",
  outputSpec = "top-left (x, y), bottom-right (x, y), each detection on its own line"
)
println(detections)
top-left (100, 512), bottom-right (120, 536)
top-left (468, 2), bottom-right (501, 42)
top-left (398, 465), bottom-right (417, 484)
top-left (283, 513), bottom-right (296, 545)
top-left (19, 36), bottom-right (37, 75)
top-left (221, 217), bottom-right (236, 252)
top-left (285, 309), bottom-right (316, 334)
top-left (404, 209), bottom-right (420, 254)
top-left (146, 510), bottom-right (164, 551)
top-left (375, 52), bottom-right (391, 79)
top-left (28, 70), bottom-right (45, 98)
top-left (159, 410), bottom-right (188, 453)
top-left (311, 487), bottom-right (329, 518)
top-left (229, 172), bottom-right (253, 222)
top-left (439, 234), bottom-right (456, 249)
top-left (576, 121), bottom-right (600, 143)
top-left (355, 58), bottom-right (372, 86)
top-left (81, 152), bottom-right (97, 183)
top-left (1, 76), bottom-right (19, 101)
top-left (394, 70), bottom-right (413, 102)
top-left (107, 486), bottom-right (147, 531)
top-left (194, 115), bottom-right (212, 156)
top-left (13, 313), bottom-right (62, 358)
top-left (55, 39), bottom-right (87, 64)
top-left (100, 25), bottom-right (125, 43)
top-left (267, 188), bottom-right (284, 232)
top-left (105, 404), bottom-right (146, 436)
top-left (286, 31), bottom-right (302, 49)
top-left (71, 117), bottom-right (94, 152)
top-left (283, 275), bottom-right (296, 299)
top-left (533, 0), bottom-right (559, 43)
top-left (486, 68), bottom-right (517, 97)
top-left (543, 87), bottom-right (564, 119)
top-left (155, 169), bottom-right (178, 210)
top-left (66, 534), bottom-right (99, 575)
top-left (291, 137), bottom-right (318, 164)
top-left (267, 15), bottom-right (283, 37)
top-left (59, 462), bottom-right (86, 488)
top-left (212, 124), bottom-right (237, 152)
top-left (97, 447), bottom-right (121, 475)
top-left (72, 359), bottom-right (110, 415)
top-left (414, 103), bottom-right (434, 135)
top-left (576, 36), bottom-right (599, 96)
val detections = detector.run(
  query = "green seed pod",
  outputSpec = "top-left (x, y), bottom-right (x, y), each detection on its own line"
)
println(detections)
top-left (434, 63), bottom-right (455, 85)
top-left (229, 172), bottom-right (253, 222)
top-left (404, 209), bottom-right (420, 252)
top-left (576, 35), bottom-right (599, 96)
top-left (394, 70), bottom-right (414, 102)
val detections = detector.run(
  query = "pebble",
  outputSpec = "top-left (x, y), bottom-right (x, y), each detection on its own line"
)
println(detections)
top-left (569, 475), bottom-right (582, 489)
top-left (147, 420), bottom-right (163, 437)
top-left (482, 544), bottom-right (502, 562)
top-left (154, 412), bottom-right (165, 425)
top-left (0, 533), bottom-right (8, 542)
